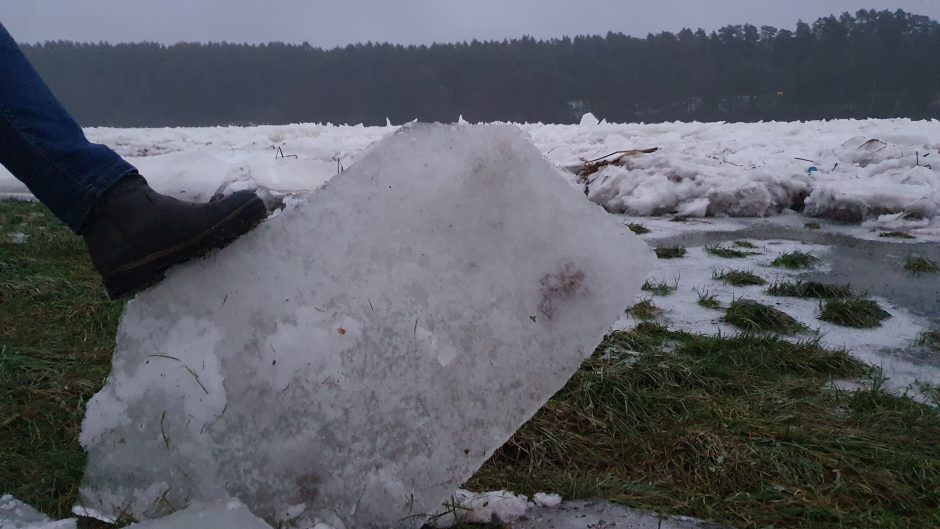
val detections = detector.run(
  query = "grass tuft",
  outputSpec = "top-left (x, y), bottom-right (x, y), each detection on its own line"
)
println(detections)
top-left (695, 290), bottom-right (721, 309)
top-left (904, 256), bottom-right (938, 274)
top-left (712, 268), bottom-right (765, 286)
top-left (706, 244), bottom-right (759, 259)
top-left (627, 223), bottom-right (651, 235)
top-left (732, 240), bottom-right (757, 249)
top-left (819, 298), bottom-right (891, 328)
top-left (771, 251), bottom-right (819, 269)
top-left (920, 331), bottom-right (940, 351)
top-left (654, 246), bottom-right (687, 259)
top-left (641, 278), bottom-right (678, 296)
top-left (670, 215), bottom-right (690, 223)
top-left (767, 280), bottom-right (853, 299)
top-left (804, 222), bottom-right (821, 230)
top-left (879, 231), bottom-right (915, 239)
top-left (722, 299), bottom-right (804, 334)
top-left (628, 299), bottom-right (661, 320)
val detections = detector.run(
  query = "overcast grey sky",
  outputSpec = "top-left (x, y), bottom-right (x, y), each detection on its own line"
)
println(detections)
top-left (2, 0), bottom-right (939, 47)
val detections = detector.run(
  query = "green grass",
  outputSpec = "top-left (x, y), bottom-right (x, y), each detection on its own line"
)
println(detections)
top-left (766, 280), bottom-right (854, 299)
top-left (722, 299), bottom-right (805, 334)
top-left (0, 202), bottom-right (125, 521)
top-left (771, 251), bottom-right (819, 269)
top-left (732, 240), bottom-right (757, 249)
top-left (712, 268), bottom-right (766, 286)
top-left (904, 256), bottom-right (938, 274)
top-left (654, 246), bottom-right (687, 259)
top-left (641, 278), bottom-right (678, 296)
top-left (670, 215), bottom-right (690, 223)
top-left (804, 222), bottom-right (821, 230)
top-left (628, 299), bottom-right (660, 320)
top-left (696, 290), bottom-right (721, 310)
top-left (879, 231), bottom-right (915, 239)
top-left (705, 244), bottom-right (759, 259)
top-left (819, 299), bottom-right (891, 328)
top-left (627, 223), bottom-right (651, 235)
top-left (921, 331), bottom-right (940, 351)
top-left (470, 322), bottom-right (940, 529)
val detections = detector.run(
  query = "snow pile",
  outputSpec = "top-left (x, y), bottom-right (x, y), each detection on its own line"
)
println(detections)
top-left (432, 490), bottom-right (530, 527)
top-left (0, 491), bottom-right (568, 529)
top-left (88, 122), bottom-right (392, 204)
top-left (431, 490), bottom-right (563, 527)
top-left (803, 136), bottom-right (939, 222)
top-left (540, 120), bottom-right (940, 222)
top-left (2, 119), bottom-right (937, 225)
top-left (580, 148), bottom-right (812, 217)
top-left (96, 122), bottom-right (394, 205)
top-left (0, 122), bottom-right (394, 203)
top-left (514, 499), bottom-right (718, 529)
top-left (0, 495), bottom-right (75, 529)
top-left (78, 124), bottom-right (652, 528)
top-left (532, 492), bottom-right (563, 508)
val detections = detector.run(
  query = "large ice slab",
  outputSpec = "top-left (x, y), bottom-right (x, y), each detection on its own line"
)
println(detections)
top-left (78, 124), bottom-right (652, 528)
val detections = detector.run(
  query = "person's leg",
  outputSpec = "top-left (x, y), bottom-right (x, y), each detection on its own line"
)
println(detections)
top-left (0, 21), bottom-right (136, 233)
top-left (0, 21), bottom-right (268, 299)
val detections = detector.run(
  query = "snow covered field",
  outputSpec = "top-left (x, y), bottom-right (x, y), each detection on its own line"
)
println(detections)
top-left (2, 118), bottom-right (939, 234)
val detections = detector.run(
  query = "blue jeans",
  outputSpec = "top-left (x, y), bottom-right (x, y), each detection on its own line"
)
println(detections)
top-left (0, 21), bottom-right (136, 233)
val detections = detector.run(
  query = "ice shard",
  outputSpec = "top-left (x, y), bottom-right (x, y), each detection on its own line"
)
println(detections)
top-left (78, 124), bottom-right (652, 528)
top-left (123, 501), bottom-right (275, 529)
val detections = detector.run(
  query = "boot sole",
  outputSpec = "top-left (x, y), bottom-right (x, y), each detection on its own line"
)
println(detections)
top-left (102, 196), bottom-right (268, 299)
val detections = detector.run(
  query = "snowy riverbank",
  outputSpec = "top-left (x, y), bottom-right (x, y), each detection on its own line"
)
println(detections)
top-left (2, 118), bottom-right (939, 229)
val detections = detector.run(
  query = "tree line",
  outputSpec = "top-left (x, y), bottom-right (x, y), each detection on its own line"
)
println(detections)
top-left (20, 9), bottom-right (940, 127)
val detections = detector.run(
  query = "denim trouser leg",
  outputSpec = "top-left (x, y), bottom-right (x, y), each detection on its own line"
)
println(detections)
top-left (0, 22), bottom-right (136, 233)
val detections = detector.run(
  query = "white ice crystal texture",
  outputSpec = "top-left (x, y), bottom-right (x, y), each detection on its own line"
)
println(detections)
top-left (78, 124), bottom-right (652, 528)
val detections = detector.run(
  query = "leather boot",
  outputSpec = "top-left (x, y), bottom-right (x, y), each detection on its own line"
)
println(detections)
top-left (82, 173), bottom-right (267, 299)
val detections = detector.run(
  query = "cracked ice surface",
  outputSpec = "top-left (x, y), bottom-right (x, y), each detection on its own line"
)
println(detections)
top-left (78, 124), bottom-right (652, 528)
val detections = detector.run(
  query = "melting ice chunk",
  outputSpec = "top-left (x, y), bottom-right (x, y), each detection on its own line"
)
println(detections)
top-left (78, 124), bottom-right (652, 528)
